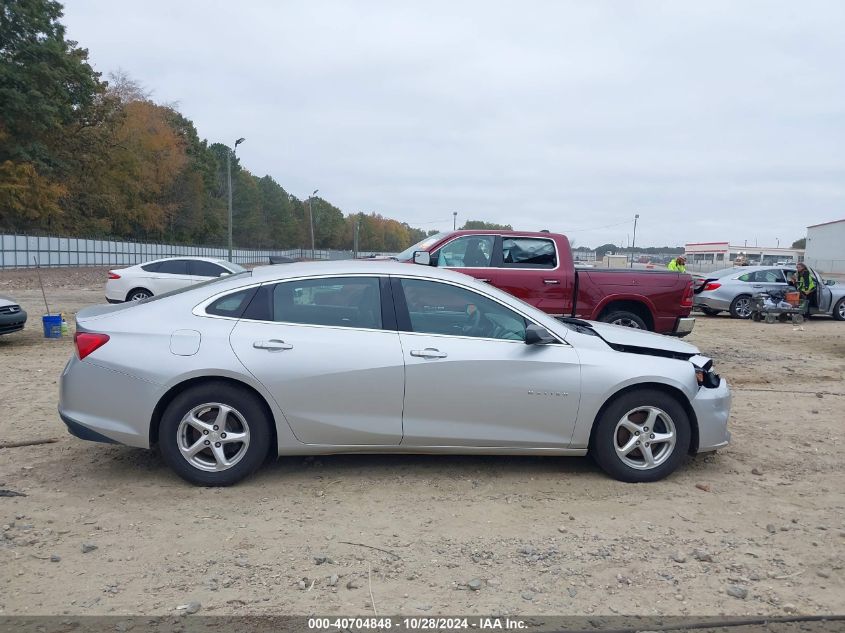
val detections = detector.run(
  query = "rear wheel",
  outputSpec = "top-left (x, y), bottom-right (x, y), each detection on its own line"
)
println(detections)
top-left (729, 294), bottom-right (752, 319)
top-left (126, 288), bottom-right (152, 302)
top-left (590, 389), bottom-right (691, 483)
top-left (158, 382), bottom-right (271, 486)
top-left (600, 310), bottom-right (648, 330)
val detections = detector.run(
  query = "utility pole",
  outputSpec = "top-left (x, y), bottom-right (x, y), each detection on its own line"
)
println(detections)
top-left (308, 189), bottom-right (318, 259)
top-left (453, 211), bottom-right (458, 230)
top-left (353, 214), bottom-right (361, 258)
top-left (631, 213), bottom-right (639, 268)
top-left (227, 137), bottom-right (245, 262)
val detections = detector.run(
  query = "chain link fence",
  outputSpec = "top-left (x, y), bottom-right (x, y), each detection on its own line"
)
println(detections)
top-left (0, 233), bottom-right (392, 269)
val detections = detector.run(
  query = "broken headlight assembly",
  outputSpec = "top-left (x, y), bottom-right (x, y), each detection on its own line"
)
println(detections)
top-left (691, 355), bottom-right (721, 389)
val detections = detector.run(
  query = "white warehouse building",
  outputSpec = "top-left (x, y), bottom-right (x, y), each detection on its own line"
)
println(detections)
top-left (805, 219), bottom-right (845, 274)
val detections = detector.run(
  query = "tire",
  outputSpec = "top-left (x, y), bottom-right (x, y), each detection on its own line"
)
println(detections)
top-left (700, 307), bottom-right (721, 317)
top-left (126, 288), bottom-right (153, 302)
top-left (729, 294), bottom-right (752, 319)
top-left (834, 298), bottom-right (845, 322)
top-left (158, 381), bottom-right (272, 486)
top-left (590, 389), bottom-right (691, 483)
top-left (600, 310), bottom-right (648, 330)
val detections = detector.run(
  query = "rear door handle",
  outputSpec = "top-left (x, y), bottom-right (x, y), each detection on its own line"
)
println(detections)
top-left (544, 279), bottom-right (560, 285)
top-left (410, 348), bottom-right (448, 359)
top-left (253, 339), bottom-right (294, 351)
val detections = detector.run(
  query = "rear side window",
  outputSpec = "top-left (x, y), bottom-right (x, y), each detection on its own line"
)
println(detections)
top-left (257, 277), bottom-right (382, 329)
top-left (190, 260), bottom-right (228, 277)
top-left (157, 259), bottom-right (189, 275)
top-left (206, 288), bottom-right (256, 318)
top-left (502, 238), bottom-right (557, 268)
top-left (141, 262), bottom-right (161, 272)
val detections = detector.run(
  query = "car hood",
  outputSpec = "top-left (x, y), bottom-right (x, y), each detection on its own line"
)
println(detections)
top-left (0, 294), bottom-right (20, 308)
top-left (586, 320), bottom-right (700, 356)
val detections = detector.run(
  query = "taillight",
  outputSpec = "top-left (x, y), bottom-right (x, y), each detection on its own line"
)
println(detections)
top-left (702, 282), bottom-right (721, 292)
top-left (75, 332), bottom-right (110, 360)
top-left (681, 280), bottom-right (694, 308)
top-left (108, 271), bottom-right (121, 280)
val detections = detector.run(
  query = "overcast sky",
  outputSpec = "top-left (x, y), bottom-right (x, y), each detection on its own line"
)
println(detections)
top-left (62, 1), bottom-right (844, 248)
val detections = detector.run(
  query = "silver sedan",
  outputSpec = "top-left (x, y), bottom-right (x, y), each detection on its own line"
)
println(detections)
top-left (59, 261), bottom-right (731, 485)
top-left (694, 265), bottom-right (845, 319)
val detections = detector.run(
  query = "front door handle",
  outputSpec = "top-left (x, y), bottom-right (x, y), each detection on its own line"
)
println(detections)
top-left (544, 279), bottom-right (560, 285)
top-left (253, 339), bottom-right (294, 351)
top-left (410, 348), bottom-right (448, 359)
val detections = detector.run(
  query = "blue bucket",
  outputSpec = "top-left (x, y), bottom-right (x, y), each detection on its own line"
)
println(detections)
top-left (42, 314), bottom-right (63, 339)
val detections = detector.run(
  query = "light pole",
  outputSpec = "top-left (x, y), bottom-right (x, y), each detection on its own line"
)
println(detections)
top-left (227, 137), bottom-right (245, 262)
top-left (631, 213), bottom-right (639, 268)
top-left (453, 211), bottom-right (458, 230)
top-left (308, 189), bottom-right (319, 259)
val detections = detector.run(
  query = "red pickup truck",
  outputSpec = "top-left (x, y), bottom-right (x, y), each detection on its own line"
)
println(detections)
top-left (394, 230), bottom-right (695, 336)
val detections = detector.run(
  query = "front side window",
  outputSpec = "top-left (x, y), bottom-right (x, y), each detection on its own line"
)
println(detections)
top-left (435, 235), bottom-right (494, 268)
top-left (502, 237), bottom-right (557, 268)
top-left (400, 278), bottom-right (526, 341)
top-left (190, 260), bottom-right (228, 277)
top-left (270, 277), bottom-right (382, 329)
top-left (157, 259), bottom-right (189, 275)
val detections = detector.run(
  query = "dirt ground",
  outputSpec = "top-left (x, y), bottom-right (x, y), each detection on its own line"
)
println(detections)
top-left (0, 267), bottom-right (843, 617)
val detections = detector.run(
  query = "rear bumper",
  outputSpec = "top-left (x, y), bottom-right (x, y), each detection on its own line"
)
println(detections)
top-left (691, 377), bottom-right (732, 452)
top-left (59, 354), bottom-right (160, 448)
top-left (106, 297), bottom-right (123, 304)
top-left (695, 295), bottom-right (731, 311)
top-left (672, 317), bottom-right (695, 337)
top-left (0, 308), bottom-right (27, 335)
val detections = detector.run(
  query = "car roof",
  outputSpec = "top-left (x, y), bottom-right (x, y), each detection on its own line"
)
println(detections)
top-left (250, 259), bottom-right (474, 282)
top-left (143, 256), bottom-right (232, 265)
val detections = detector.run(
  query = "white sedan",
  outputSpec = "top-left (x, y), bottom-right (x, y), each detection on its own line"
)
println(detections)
top-left (105, 257), bottom-right (246, 303)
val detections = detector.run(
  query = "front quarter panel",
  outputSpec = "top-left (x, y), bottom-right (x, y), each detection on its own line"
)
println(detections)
top-left (569, 347), bottom-right (699, 449)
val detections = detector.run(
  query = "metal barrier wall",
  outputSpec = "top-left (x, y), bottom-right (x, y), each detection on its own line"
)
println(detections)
top-left (0, 233), bottom-right (394, 269)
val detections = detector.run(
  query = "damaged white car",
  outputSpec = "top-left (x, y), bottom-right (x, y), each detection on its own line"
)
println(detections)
top-left (59, 261), bottom-right (730, 486)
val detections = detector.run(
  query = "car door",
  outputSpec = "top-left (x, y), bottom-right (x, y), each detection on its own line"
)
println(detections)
top-left (152, 259), bottom-right (194, 293)
top-left (489, 236), bottom-right (570, 315)
top-left (393, 276), bottom-right (581, 447)
top-left (228, 276), bottom-right (405, 445)
top-left (812, 269), bottom-right (834, 313)
top-left (751, 268), bottom-right (789, 295)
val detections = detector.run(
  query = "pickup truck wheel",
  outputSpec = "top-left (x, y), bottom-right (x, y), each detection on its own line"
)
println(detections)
top-left (591, 389), bottom-right (691, 483)
top-left (601, 310), bottom-right (647, 330)
top-left (729, 295), bottom-right (752, 319)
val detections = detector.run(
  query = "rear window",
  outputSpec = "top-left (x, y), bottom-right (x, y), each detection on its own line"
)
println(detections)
top-left (141, 262), bottom-right (161, 272)
top-left (206, 288), bottom-right (256, 317)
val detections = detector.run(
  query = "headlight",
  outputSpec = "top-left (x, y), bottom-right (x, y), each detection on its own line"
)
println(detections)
top-left (691, 355), bottom-right (720, 388)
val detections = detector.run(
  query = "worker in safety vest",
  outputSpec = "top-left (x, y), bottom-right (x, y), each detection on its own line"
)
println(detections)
top-left (789, 262), bottom-right (816, 316)
top-left (667, 256), bottom-right (687, 273)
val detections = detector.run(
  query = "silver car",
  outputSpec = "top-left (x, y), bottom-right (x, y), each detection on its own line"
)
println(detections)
top-left (694, 265), bottom-right (845, 320)
top-left (59, 261), bottom-right (731, 486)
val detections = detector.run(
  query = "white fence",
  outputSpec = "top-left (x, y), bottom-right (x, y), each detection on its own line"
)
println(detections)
top-left (0, 234), bottom-right (389, 269)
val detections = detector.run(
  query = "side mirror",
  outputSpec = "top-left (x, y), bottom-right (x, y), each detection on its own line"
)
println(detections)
top-left (413, 251), bottom-right (431, 266)
top-left (825, 279), bottom-right (835, 286)
top-left (524, 324), bottom-right (555, 345)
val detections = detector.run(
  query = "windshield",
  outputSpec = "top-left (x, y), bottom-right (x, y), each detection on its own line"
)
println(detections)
top-left (224, 261), bottom-right (247, 273)
top-left (394, 232), bottom-right (449, 261)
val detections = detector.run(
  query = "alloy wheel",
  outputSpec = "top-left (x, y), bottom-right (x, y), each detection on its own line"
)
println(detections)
top-left (129, 291), bottom-right (151, 301)
top-left (176, 403), bottom-right (251, 472)
top-left (613, 406), bottom-right (677, 470)
top-left (734, 297), bottom-right (752, 318)
top-left (610, 317), bottom-right (643, 329)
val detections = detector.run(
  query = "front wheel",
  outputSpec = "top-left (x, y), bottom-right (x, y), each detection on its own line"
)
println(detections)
top-left (600, 310), bottom-right (648, 330)
top-left (590, 389), bottom-right (691, 483)
top-left (729, 294), bottom-right (752, 319)
top-left (834, 298), bottom-right (845, 321)
top-left (158, 382), bottom-right (272, 486)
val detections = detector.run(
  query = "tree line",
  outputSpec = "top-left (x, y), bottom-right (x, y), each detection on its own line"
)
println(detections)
top-left (0, 0), bottom-right (441, 253)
